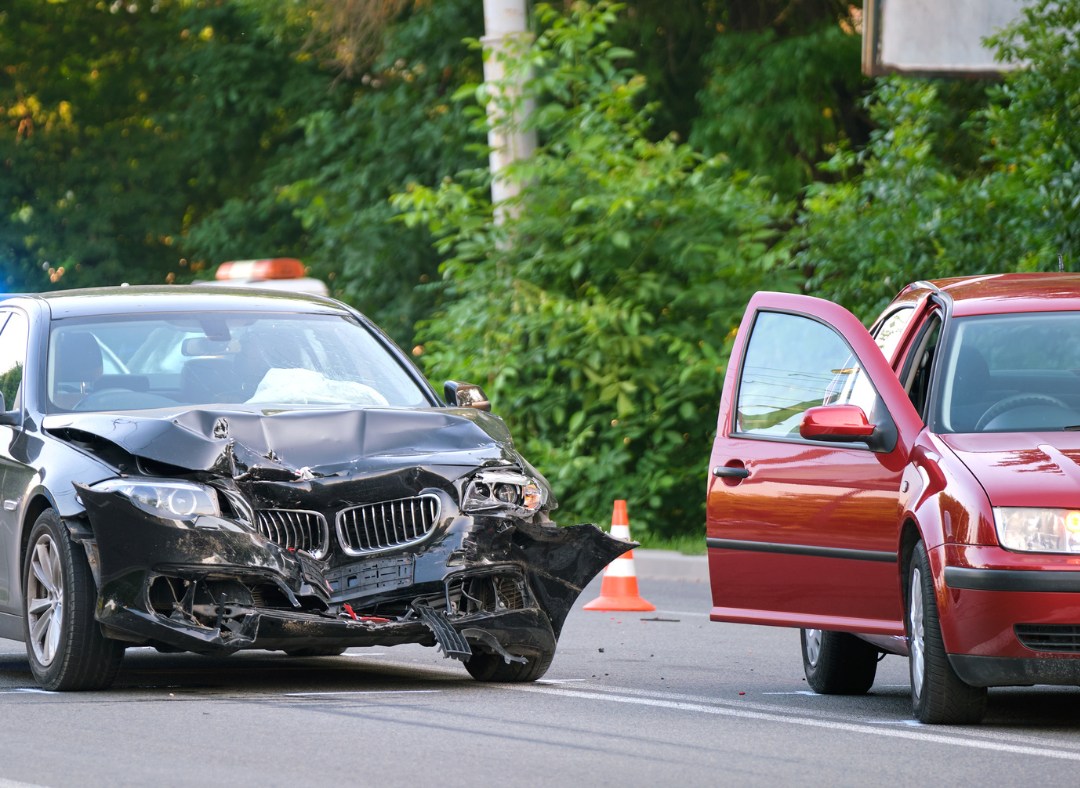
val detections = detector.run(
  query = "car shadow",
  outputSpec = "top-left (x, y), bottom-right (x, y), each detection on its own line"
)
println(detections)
top-left (0, 646), bottom-right (472, 694)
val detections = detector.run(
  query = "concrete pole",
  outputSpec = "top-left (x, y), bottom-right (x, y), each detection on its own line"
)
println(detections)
top-left (481, 0), bottom-right (537, 225)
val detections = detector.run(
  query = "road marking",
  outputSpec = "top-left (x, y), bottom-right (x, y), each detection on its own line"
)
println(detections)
top-left (762, 691), bottom-right (818, 696)
top-left (0, 689), bottom-right (56, 695)
top-left (535, 678), bottom-right (588, 685)
top-left (283, 690), bottom-right (441, 697)
top-left (507, 684), bottom-right (1080, 761)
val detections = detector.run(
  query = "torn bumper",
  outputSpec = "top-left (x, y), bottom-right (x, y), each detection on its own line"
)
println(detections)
top-left (77, 487), bottom-right (630, 661)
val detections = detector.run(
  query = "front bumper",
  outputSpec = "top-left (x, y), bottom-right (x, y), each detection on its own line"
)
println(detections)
top-left (936, 544), bottom-right (1080, 685)
top-left (76, 486), bottom-right (629, 661)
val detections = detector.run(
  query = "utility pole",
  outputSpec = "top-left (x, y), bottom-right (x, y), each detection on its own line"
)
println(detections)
top-left (481, 0), bottom-right (536, 226)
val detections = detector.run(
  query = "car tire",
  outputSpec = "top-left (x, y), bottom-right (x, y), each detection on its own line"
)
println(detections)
top-left (800, 628), bottom-right (878, 694)
top-left (464, 647), bottom-right (554, 683)
top-left (283, 647), bottom-right (348, 658)
top-left (908, 540), bottom-right (987, 724)
top-left (22, 510), bottom-right (124, 691)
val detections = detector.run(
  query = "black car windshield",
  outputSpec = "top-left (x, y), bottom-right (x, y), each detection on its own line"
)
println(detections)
top-left (47, 312), bottom-right (432, 412)
top-left (935, 312), bottom-right (1080, 433)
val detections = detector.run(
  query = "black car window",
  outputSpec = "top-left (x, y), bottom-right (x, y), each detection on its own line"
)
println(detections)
top-left (47, 312), bottom-right (431, 412)
top-left (0, 311), bottom-right (28, 411)
top-left (734, 310), bottom-right (883, 439)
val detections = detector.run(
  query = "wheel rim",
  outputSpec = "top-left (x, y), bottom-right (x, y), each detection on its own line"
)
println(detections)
top-left (909, 566), bottom-right (925, 700)
top-left (26, 534), bottom-right (64, 667)
top-left (804, 629), bottom-right (823, 667)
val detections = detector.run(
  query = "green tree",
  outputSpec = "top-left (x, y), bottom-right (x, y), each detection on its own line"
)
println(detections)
top-left (794, 0), bottom-right (1080, 321)
top-left (691, 3), bottom-right (868, 199)
top-left (0, 0), bottom-right (330, 290)
top-left (184, 0), bottom-right (484, 343)
top-left (394, 2), bottom-right (791, 537)
top-left (0, 0), bottom-right (178, 289)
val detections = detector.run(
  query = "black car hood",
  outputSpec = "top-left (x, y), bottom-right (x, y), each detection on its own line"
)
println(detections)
top-left (43, 406), bottom-right (525, 480)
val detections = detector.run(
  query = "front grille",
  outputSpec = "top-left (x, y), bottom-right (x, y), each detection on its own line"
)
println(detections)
top-left (336, 494), bottom-right (441, 556)
top-left (255, 509), bottom-right (330, 560)
top-left (1015, 624), bottom-right (1080, 653)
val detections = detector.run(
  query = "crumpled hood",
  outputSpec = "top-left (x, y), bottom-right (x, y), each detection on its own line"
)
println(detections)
top-left (43, 406), bottom-right (525, 480)
top-left (940, 432), bottom-right (1080, 507)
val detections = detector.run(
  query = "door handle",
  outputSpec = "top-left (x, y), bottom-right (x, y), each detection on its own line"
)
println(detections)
top-left (712, 465), bottom-right (749, 479)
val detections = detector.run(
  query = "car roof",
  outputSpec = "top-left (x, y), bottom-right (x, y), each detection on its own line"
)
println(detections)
top-left (907, 273), bottom-right (1080, 317)
top-left (5, 285), bottom-right (351, 320)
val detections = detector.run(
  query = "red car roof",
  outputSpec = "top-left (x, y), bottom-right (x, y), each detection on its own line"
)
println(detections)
top-left (910, 273), bottom-right (1080, 317)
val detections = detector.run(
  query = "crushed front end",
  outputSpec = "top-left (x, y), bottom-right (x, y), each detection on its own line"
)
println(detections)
top-left (65, 408), bottom-right (631, 678)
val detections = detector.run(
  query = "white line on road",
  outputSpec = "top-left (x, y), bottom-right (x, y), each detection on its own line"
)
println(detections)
top-left (535, 678), bottom-right (588, 684)
top-left (0, 689), bottom-right (56, 695)
top-left (283, 690), bottom-right (441, 697)
top-left (762, 691), bottom-right (817, 696)
top-left (507, 684), bottom-right (1080, 761)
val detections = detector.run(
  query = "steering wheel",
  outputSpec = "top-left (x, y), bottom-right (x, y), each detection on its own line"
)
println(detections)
top-left (974, 393), bottom-right (1071, 431)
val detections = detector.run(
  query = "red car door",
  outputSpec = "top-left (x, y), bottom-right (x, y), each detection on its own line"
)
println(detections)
top-left (707, 292), bottom-right (923, 636)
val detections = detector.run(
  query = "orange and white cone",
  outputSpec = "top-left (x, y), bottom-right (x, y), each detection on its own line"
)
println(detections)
top-left (583, 500), bottom-right (655, 612)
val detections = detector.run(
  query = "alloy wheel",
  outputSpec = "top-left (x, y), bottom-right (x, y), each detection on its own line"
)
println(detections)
top-left (909, 566), bottom-right (926, 700)
top-left (26, 534), bottom-right (64, 667)
top-left (804, 628), bottom-right (823, 667)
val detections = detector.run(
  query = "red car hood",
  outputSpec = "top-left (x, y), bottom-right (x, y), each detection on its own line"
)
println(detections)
top-left (940, 432), bottom-right (1080, 508)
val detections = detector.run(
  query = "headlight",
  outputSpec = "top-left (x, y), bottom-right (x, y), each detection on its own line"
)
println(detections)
top-left (994, 507), bottom-right (1080, 553)
top-left (462, 470), bottom-right (546, 518)
top-left (90, 478), bottom-right (221, 521)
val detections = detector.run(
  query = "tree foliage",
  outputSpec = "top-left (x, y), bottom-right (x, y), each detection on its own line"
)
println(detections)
top-left (394, 2), bottom-right (792, 536)
top-left (692, 17), bottom-right (867, 198)
top-left (0, 0), bottom-right (329, 290)
top-left (184, 0), bottom-right (484, 342)
top-left (796, 0), bottom-right (1080, 321)
top-left (1, 0), bottom-right (177, 290)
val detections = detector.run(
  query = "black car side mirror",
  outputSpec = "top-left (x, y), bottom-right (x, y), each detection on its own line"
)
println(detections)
top-left (444, 381), bottom-right (491, 412)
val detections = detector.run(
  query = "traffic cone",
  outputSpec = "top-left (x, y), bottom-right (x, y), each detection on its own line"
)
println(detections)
top-left (583, 500), bottom-right (656, 612)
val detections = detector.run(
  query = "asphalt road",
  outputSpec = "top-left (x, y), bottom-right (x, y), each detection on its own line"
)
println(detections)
top-left (2, 573), bottom-right (1080, 787)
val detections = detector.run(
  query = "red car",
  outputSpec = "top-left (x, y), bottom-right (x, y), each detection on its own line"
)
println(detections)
top-left (707, 274), bottom-right (1080, 724)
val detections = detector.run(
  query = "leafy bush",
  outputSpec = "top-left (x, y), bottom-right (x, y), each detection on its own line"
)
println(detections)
top-left (394, 2), bottom-right (791, 537)
top-left (184, 0), bottom-right (484, 343)
top-left (796, 0), bottom-right (1080, 322)
top-left (692, 18), bottom-right (867, 199)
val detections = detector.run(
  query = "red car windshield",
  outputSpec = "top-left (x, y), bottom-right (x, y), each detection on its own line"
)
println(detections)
top-left (935, 312), bottom-right (1080, 433)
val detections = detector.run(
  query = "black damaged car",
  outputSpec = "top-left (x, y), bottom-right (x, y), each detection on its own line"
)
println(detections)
top-left (0, 287), bottom-right (628, 690)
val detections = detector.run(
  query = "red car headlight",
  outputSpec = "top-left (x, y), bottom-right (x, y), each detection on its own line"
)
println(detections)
top-left (994, 507), bottom-right (1080, 553)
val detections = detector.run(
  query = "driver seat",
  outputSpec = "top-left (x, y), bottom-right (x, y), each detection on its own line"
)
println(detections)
top-left (53, 332), bottom-right (103, 410)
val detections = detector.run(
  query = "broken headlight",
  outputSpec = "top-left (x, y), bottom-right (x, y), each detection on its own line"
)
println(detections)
top-left (462, 470), bottom-right (546, 518)
top-left (90, 478), bottom-right (221, 521)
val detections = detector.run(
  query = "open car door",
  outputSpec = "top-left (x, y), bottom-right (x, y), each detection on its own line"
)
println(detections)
top-left (707, 292), bottom-right (923, 637)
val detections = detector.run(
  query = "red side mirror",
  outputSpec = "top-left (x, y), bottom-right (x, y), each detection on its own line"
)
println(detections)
top-left (800, 404), bottom-right (876, 441)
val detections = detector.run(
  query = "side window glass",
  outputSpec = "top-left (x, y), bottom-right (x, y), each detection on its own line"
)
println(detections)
top-left (735, 311), bottom-right (883, 439)
top-left (900, 315), bottom-right (941, 419)
top-left (0, 311), bottom-right (28, 411)
top-left (873, 306), bottom-right (915, 361)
